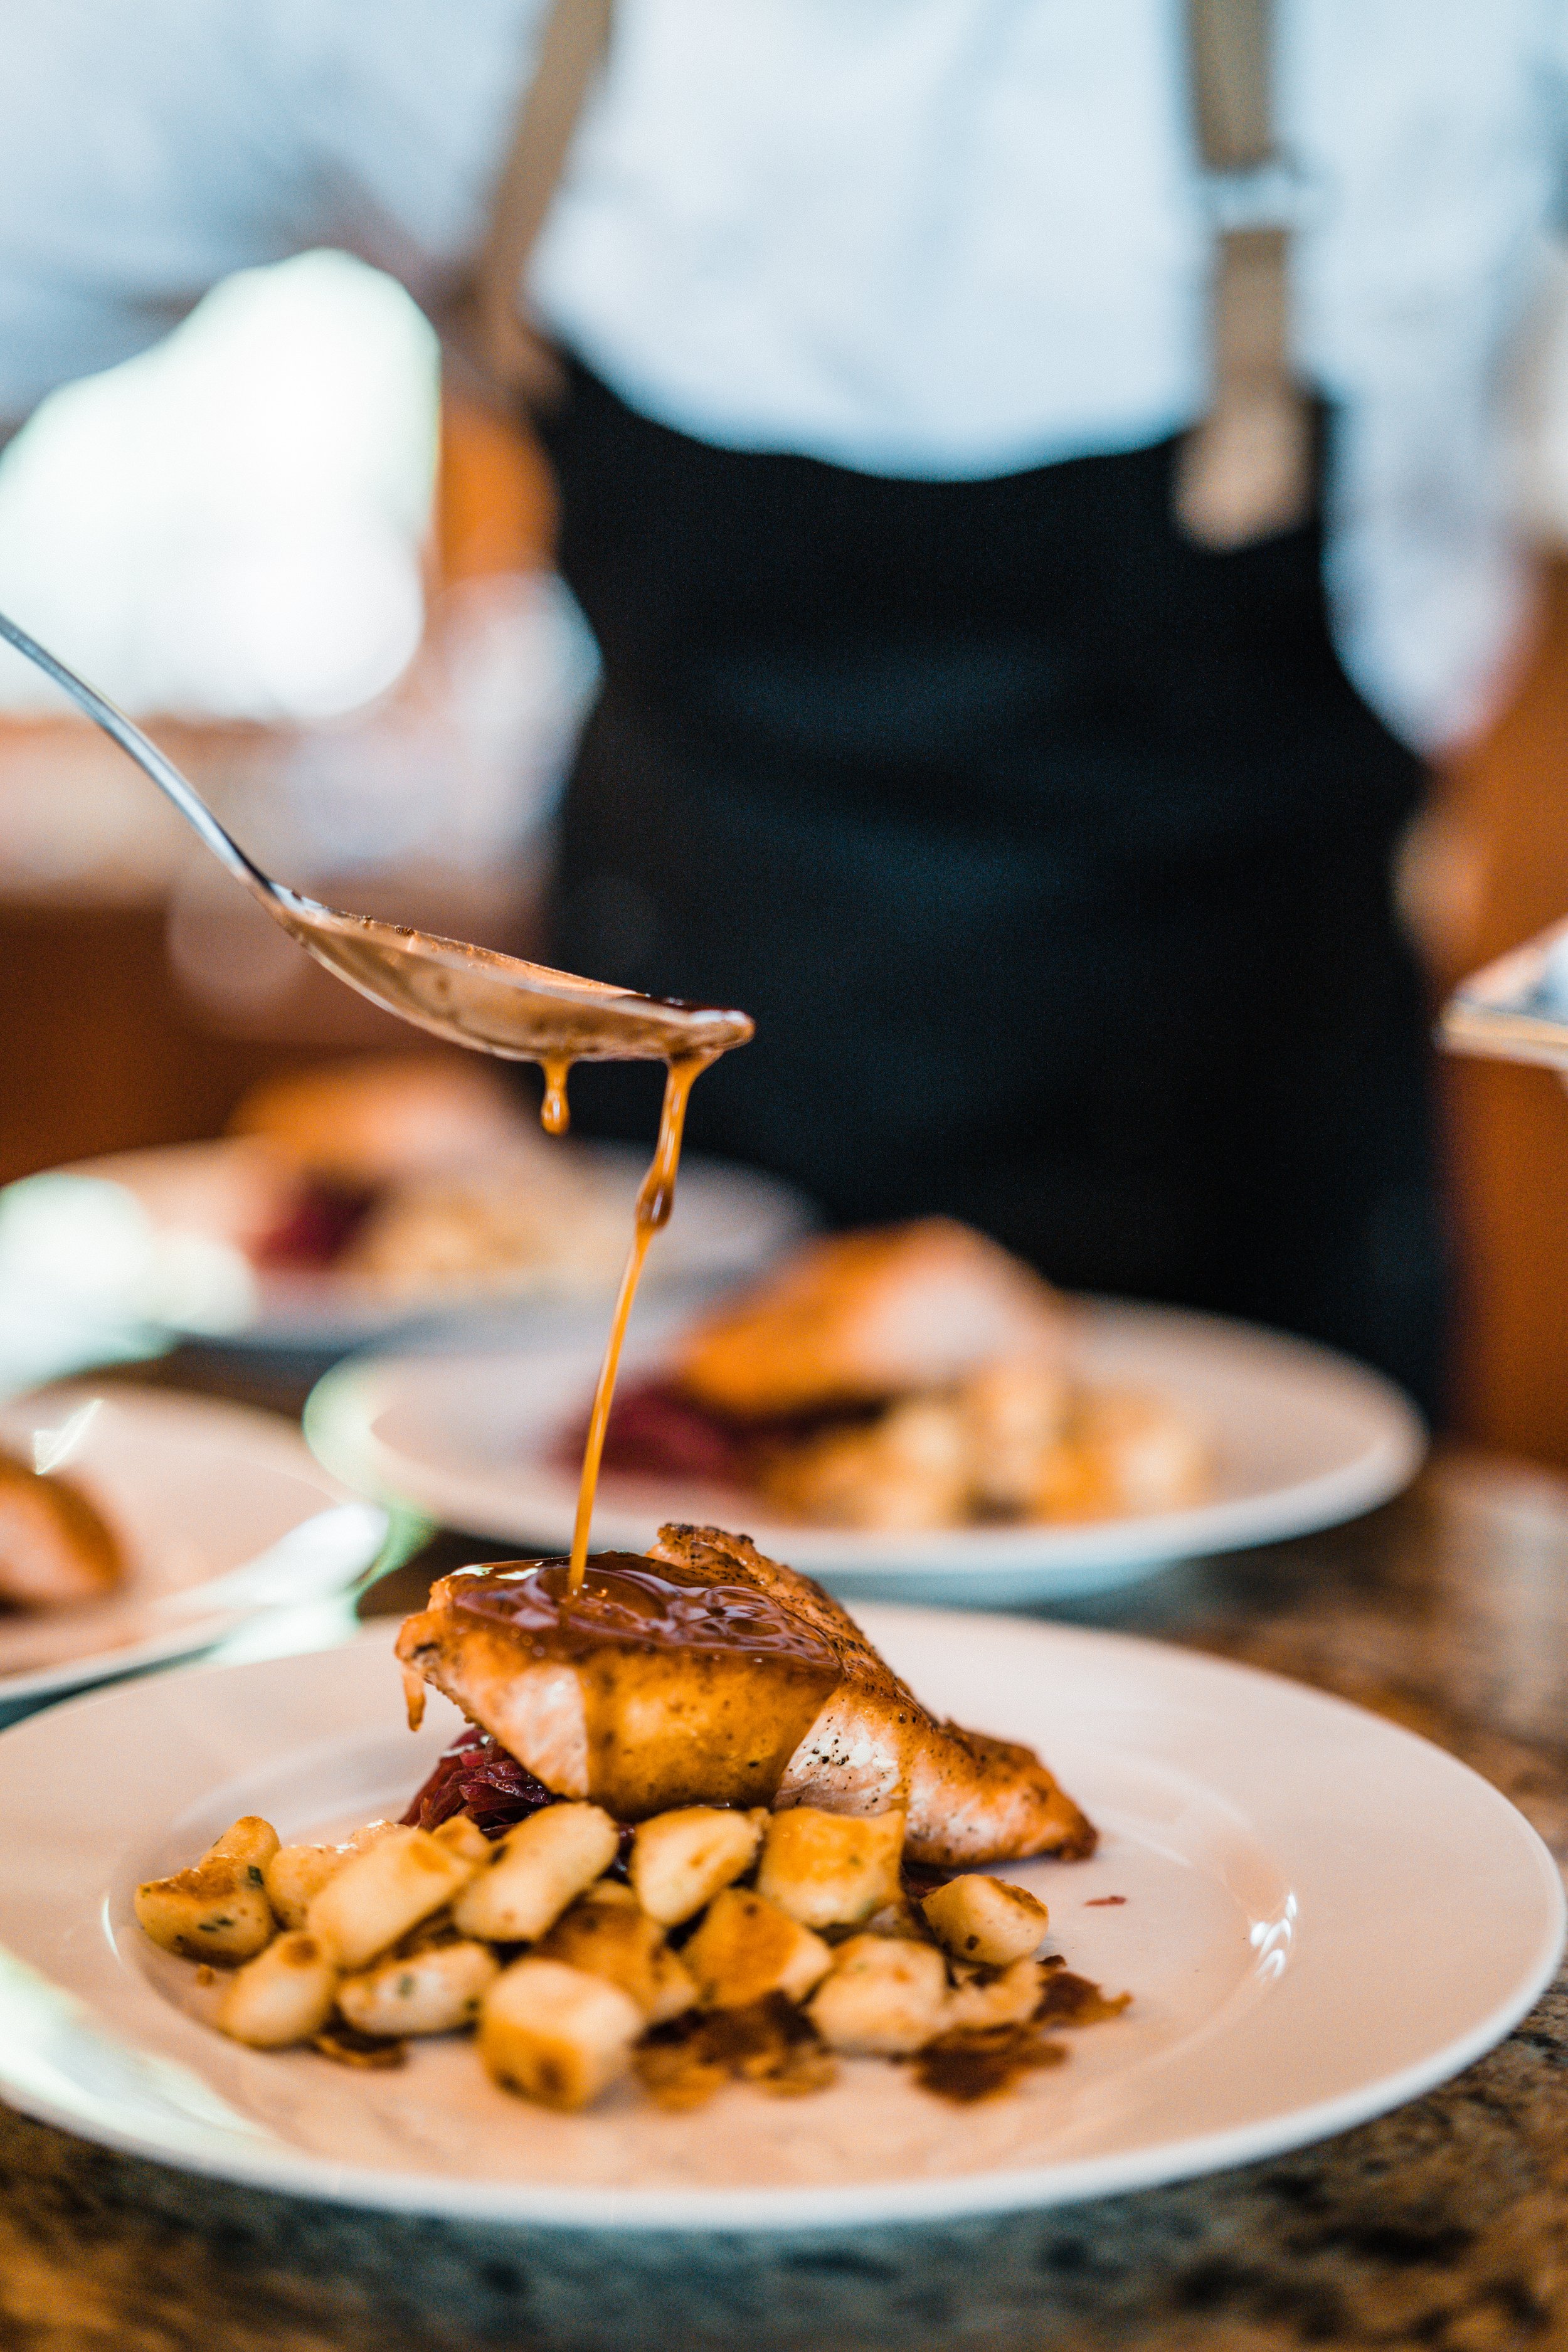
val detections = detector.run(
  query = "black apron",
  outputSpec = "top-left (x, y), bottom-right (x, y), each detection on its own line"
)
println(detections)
top-left (536, 359), bottom-right (1443, 1416)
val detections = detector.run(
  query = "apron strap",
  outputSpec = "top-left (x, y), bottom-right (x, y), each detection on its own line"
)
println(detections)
top-left (453, 0), bottom-right (1309, 532)
top-left (444, 0), bottom-right (614, 410)
top-left (1173, 0), bottom-right (1312, 548)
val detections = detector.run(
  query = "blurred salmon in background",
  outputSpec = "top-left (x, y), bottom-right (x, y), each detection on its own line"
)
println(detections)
top-left (596, 1220), bottom-right (1210, 1532)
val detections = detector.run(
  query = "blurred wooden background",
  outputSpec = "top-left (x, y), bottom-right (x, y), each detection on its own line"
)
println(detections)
top-left (3, 391), bottom-right (1568, 1465)
top-left (1430, 565), bottom-right (1568, 1462)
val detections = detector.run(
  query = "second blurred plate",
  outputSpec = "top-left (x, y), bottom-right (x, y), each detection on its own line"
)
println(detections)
top-left (305, 1303), bottom-right (1424, 1606)
top-left (0, 1140), bottom-right (812, 1352)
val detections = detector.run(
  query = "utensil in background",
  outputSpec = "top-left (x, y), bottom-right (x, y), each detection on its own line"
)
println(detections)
top-left (0, 608), bottom-right (751, 1071)
top-left (151, 1499), bottom-right (395, 1619)
top-left (1442, 913), bottom-right (1568, 1070)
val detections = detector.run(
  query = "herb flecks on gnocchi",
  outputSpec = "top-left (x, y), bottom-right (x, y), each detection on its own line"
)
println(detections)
top-left (136, 1806), bottom-right (1125, 2113)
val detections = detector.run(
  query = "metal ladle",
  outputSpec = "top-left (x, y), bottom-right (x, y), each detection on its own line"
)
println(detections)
top-left (0, 608), bottom-right (753, 1069)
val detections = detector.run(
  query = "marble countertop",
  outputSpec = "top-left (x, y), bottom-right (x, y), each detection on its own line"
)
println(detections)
top-left (5, 1443), bottom-right (1568, 2351)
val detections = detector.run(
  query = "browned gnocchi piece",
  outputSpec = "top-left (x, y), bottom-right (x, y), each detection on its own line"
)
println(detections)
top-left (943, 1956), bottom-right (1045, 2030)
top-left (429, 1814), bottom-right (492, 1867)
top-left (135, 1816), bottom-right (282, 1964)
top-left (755, 1806), bottom-right (905, 1930)
top-left (263, 1820), bottom-right (400, 1931)
top-left (336, 1939), bottom-right (499, 2038)
top-left (538, 1891), bottom-right (695, 2024)
top-left (480, 1957), bottom-right (643, 2111)
top-left (216, 1931), bottom-right (338, 2047)
top-left (628, 1806), bottom-right (761, 1926)
top-left (807, 1933), bottom-right (949, 2054)
top-left (306, 1826), bottom-right (479, 1971)
top-left (921, 1873), bottom-right (1049, 1967)
top-left (453, 1804), bottom-right (619, 1943)
top-left (204, 1816), bottom-right (281, 1875)
top-left (682, 1887), bottom-right (832, 2010)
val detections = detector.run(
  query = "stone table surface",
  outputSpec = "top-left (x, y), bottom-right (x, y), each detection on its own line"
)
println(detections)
top-left (6, 1384), bottom-right (1568, 2350)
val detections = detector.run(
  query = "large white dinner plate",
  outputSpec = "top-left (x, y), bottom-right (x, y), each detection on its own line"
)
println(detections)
top-left (304, 1303), bottom-right (1425, 1604)
top-left (0, 1138), bottom-right (811, 1351)
top-left (0, 1613), bottom-right (1557, 2229)
top-left (0, 1384), bottom-right (386, 1708)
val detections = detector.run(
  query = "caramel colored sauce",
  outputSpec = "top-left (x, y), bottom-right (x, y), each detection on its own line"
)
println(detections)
top-left (567, 1053), bottom-right (712, 1592)
top-left (448, 1553), bottom-right (839, 1665)
top-left (911, 1969), bottom-right (1129, 2103)
top-left (635, 1996), bottom-right (837, 2109)
top-left (1032, 1968), bottom-right (1131, 2027)
top-left (447, 1552), bottom-right (840, 1816)
top-left (336, 938), bottom-right (754, 1594)
top-left (540, 1056), bottom-right (572, 1136)
top-left (912, 2024), bottom-right (1068, 2104)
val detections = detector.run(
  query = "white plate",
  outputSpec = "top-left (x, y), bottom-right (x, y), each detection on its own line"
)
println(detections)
top-left (0, 1383), bottom-right (386, 1708)
top-left (304, 1303), bottom-right (1425, 1605)
top-left (0, 1139), bottom-right (812, 1350)
top-left (0, 1613), bottom-right (1557, 2229)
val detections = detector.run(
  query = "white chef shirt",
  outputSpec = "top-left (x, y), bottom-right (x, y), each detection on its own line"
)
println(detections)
top-left (1, 0), bottom-right (1565, 750)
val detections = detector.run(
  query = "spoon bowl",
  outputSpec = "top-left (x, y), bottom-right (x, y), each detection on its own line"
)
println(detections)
top-left (0, 607), bottom-right (752, 1067)
top-left (267, 889), bottom-right (753, 1064)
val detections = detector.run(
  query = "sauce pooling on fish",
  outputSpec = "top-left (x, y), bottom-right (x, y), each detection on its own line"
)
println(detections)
top-left (447, 1554), bottom-right (840, 1666)
top-left (434, 1552), bottom-right (841, 1818)
top-left (397, 1525), bottom-right (1099, 1861)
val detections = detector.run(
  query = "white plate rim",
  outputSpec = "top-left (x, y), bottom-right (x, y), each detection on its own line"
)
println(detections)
top-left (0, 1613), bottom-right (1556, 2231)
top-left (302, 1302), bottom-right (1427, 1594)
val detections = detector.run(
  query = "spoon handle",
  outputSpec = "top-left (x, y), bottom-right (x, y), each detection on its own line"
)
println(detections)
top-left (0, 605), bottom-right (278, 909)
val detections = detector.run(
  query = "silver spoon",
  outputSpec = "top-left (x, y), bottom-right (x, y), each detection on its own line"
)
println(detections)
top-left (0, 607), bottom-right (753, 1069)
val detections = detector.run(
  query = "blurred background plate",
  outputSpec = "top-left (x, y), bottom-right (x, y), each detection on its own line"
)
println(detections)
top-left (0, 1382), bottom-right (386, 1713)
top-left (305, 1301), bottom-right (1426, 1606)
top-left (0, 1139), bottom-right (812, 1353)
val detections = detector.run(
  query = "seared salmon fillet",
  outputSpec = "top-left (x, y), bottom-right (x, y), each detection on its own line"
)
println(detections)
top-left (674, 1218), bottom-right (1070, 1421)
top-left (395, 1522), bottom-right (1094, 1867)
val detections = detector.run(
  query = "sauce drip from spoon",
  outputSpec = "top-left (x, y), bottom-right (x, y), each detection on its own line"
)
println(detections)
top-left (540, 1056), bottom-right (572, 1137)
top-left (0, 615), bottom-right (752, 1529)
top-left (564, 1052), bottom-right (712, 1591)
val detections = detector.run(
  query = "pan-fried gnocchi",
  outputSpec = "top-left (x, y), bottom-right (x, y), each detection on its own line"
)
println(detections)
top-left (306, 1825), bottom-right (478, 1971)
top-left (136, 1801), bottom-right (1124, 2113)
top-left (263, 1820), bottom-right (400, 1929)
top-left (453, 1803), bottom-right (619, 1942)
top-left (218, 1931), bottom-right (339, 2047)
top-left (756, 1807), bottom-right (905, 1929)
top-left (134, 1817), bottom-right (278, 1963)
top-left (921, 1873), bottom-right (1050, 1967)
top-left (337, 1939), bottom-right (499, 2038)
top-left (629, 1806), bottom-right (761, 1925)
